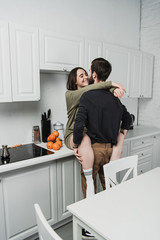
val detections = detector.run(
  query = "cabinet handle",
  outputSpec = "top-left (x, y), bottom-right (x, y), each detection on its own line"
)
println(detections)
top-left (154, 136), bottom-right (156, 139)
top-left (140, 170), bottom-right (143, 174)
top-left (142, 141), bottom-right (144, 144)
top-left (141, 153), bottom-right (144, 156)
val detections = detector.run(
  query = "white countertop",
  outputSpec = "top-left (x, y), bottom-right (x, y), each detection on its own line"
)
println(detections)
top-left (1, 125), bottom-right (160, 174)
top-left (125, 125), bottom-right (160, 141)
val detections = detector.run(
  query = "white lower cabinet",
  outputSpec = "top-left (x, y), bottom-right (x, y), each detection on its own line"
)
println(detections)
top-left (121, 141), bottom-right (130, 158)
top-left (130, 136), bottom-right (153, 175)
top-left (0, 163), bottom-right (57, 240)
top-left (153, 134), bottom-right (160, 168)
top-left (131, 148), bottom-right (153, 175)
top-left (57, 156), bottom-right (82, 221)
top-left (0, 156), bottom-right (82, 240)
top-left (0, 178), bottom-right (6, 240)
top-left (57, 157), bottom-right (75, 221)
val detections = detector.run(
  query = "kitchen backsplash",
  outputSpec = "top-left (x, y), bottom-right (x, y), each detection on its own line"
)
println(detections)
top-left (0, 72), bottom-right (138, 147)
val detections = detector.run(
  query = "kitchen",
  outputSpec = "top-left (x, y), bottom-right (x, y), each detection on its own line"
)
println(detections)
top-left (0, 0), bottom-right (160, 239)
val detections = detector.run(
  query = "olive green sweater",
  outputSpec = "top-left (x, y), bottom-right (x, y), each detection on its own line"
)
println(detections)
top-left (64, 81), bottom-right (114, 145)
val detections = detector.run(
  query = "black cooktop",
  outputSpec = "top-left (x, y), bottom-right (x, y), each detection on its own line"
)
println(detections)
top-left (0, 143), bottom-right (54, 165)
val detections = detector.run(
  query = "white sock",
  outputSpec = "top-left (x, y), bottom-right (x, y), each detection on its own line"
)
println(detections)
top-left (83, 168), bottom-right (94, 198)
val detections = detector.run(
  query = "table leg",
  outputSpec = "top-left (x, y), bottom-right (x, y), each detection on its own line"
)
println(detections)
top-left (73, 216), bottom-right (82, 240)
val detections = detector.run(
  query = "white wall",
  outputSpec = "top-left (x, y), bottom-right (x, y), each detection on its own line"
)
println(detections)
top-left (139, 0), bottom-right (160, 127)
top-left (0, 0), bottom-right (140, 146)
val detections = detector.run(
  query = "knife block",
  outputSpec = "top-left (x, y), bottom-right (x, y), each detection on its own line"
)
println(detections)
top-left (41, 119), bottom-right (51, 142)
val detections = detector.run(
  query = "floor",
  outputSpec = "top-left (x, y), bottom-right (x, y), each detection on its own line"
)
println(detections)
top-left (35, 221), bottom-right (96, 240)
top-left (55, 221), bottom-right (73, 240)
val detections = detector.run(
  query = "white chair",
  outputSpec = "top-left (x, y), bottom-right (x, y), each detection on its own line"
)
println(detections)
top-left (34, 203), bottom-right (63, 240)
top-left (103, 155), bottom-right (138, 189)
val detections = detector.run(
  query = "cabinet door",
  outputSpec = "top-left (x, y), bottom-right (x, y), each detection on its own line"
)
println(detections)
top-left (121, 141), bottom-right (130, 158)
top-left (103, 43), bottom-right (130, 97)
top-left (0, 178), bottom-right (6, 240)
top-left (84, 40), bottom-right (102, 72)
top-left (2, 164), bottom-right (57, 240)
top-left (57, 156), bottom-right (75, 221)
top-left (138, 159), bottom-right (152, 175)
top-left (40, 30), bottom-right (84, 71)
top-left (140, 52), bottom-right (153, 98)
top-left (74, 159), bottom-right (83, 202)
top-left (129, 50), bottom-right (142, 98)
top-left (9, 24), bottom-right (40, 101)
top-left (131, 146), bottom-right (153, 175)
top-left (0, 21), bottom-right (12, 102)
top-left (153, 134), bottom-right (160, 168)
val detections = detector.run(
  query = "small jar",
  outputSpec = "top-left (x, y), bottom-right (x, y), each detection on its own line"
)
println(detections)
top-left (53, 122), bottom-right (64, 141)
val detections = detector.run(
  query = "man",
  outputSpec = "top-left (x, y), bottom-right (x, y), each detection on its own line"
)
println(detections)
top-left (73, 58), bottom-right (132, 196)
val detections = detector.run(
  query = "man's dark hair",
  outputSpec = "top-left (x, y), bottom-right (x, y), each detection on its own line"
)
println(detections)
top-left (66, 67), bottom-right (88, 90)
top-left (91, 58), bottom-right (112, 81)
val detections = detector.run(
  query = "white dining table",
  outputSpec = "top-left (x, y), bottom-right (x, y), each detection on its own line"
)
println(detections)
top-left (67, 167), bottom-right (160, 240)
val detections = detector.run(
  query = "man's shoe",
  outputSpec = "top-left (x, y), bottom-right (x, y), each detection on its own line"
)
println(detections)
top-left (82, 228), bottom-right (96, 239)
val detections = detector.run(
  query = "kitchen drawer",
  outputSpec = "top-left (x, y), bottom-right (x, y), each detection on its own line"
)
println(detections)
top-left (131, 147), bottom-right (153, 164)
top-left (131, 136), bottom-right (153, 151)
top-left (138, 160), bottom-right (152, 175)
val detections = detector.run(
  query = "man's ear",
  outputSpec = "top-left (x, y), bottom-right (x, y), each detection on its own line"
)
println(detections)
top-left (92, 71), bottom-right (98, 82)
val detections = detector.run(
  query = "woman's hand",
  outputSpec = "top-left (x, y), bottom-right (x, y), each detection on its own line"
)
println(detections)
top-left (112, 82), bottom-right (126, 98)
top-left (114, 88), bottom-right (125, 98)
top-left (73, 148), bottom-right (83, 164)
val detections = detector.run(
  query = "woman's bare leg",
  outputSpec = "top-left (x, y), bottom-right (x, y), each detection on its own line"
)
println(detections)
top-left (70, 134), bottom-right (94, 197)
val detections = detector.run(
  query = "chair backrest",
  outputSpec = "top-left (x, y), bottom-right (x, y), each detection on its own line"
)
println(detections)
top-left (103, 155), bottom-right (138, 189)
top-left (34, 204), bottom-right (63, 240)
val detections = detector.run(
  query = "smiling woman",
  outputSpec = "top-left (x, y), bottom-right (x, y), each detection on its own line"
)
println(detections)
top-left (66, 67), bottom-right (88, 90)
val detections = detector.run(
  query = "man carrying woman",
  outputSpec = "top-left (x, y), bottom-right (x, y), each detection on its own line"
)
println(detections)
top-left (73, 58), bottom-right (132, 198)
top-left (64, 61), bottom-right (126, 198)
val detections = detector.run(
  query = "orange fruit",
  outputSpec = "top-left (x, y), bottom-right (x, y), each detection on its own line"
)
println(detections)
top-left (56, 137), bottom-right (61, 142)
top-left (47, 134), bottom-right (56, 141)
top-left (52, 131), bottom-right (59, 138)
top-left (46, 141), bottom-right (53, 149)
top-left (56, 140), bottom-right (62, 147)
top-left (52, 142), bottom-right (61, 150)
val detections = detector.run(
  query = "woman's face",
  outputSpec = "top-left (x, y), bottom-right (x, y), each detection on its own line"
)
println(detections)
top-left (76, 69), bottom-right (88, 89)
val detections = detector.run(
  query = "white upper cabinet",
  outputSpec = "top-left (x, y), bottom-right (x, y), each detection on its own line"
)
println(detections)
top-left (9, 24), bottom-right (40, 101)
top-left (84, 40), bottom-right (102, 72)
top-left (0, 22), bottom-right (12, 102)
top-left (129, 50), bottom-right (153, 98)
top-left (103, 43), bottom-right (130, 97)
top-left (140, 52), bottom-right (153, 98)
top-left (129, 50), bottom-right (142, 97)
top-left (0, 22), bottom-right (40, 102)
top-left (39, 30), bottom-right (84, 72)
top-left (103, 43), bottom-right (153, 98)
